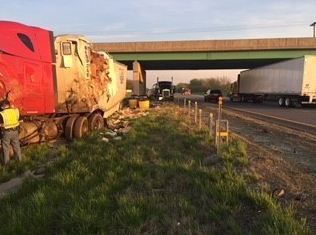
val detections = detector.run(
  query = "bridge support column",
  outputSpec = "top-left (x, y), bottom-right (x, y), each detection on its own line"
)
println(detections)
top-left (133, 61), bottom-right (146, 96)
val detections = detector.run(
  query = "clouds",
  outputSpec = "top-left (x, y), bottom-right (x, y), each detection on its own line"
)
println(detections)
top-left (0, 0), bottom-right (315, 41)
top-left (1, 0), bottom-right (314, 84)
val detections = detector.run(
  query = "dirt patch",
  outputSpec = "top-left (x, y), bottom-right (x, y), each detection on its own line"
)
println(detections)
top-left (231, 132), bottom-right (316, 231)
top-left (223, 110), bottom-right (316, 174)
top-left (0, 169), bottom-right (45, 199)
top-left (219, 109), bottom-right (316, 231)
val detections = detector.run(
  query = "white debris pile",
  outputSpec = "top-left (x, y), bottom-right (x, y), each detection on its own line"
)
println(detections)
top-left (100, 108), bottom-right (149, 142)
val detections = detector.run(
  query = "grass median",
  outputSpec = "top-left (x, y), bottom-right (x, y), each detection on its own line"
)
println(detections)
top-left (0, 108), bottom-right (309, 234)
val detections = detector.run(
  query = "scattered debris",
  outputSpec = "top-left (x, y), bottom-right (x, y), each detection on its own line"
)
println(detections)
top-left (116, 108), bottom-right (149, 120)
top-left (105, 131), bottom-right (117, 137)
top-left (100, 107), bottom-right (153, 143)
top-left (118, 126), bottom-right (132, 135)
top-left (102, 137), bottom-right (109, 143)
top-left (113, 119), bottom-right (121, 125)
top-left (272, 188), bottom-right (285, 198)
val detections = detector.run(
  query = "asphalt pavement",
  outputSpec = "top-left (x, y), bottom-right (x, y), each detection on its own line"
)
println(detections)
top-left (175, 94), bottom-right (316, 127)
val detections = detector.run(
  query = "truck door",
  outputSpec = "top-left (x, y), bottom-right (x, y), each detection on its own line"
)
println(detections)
top-left (54, 36), bottom-right (92, 113)
top-left (60, 39), bottom-right (90, 79)
top-left (15, 32), bottom-right (46, 114)
top-left (23, 60), bottom-right (45, 113)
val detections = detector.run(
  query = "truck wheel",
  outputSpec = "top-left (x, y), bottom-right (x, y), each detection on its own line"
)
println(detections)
top-left (88, 113), bottom-right (104, 131)
top-left (65, 116), bottom-right (77, 140)
top-left (285, 97), bottom-right (292, 108)
top-left (278, 97), bottom-right (285, 107)
top-left (73, 116), bottom-right (89, 139)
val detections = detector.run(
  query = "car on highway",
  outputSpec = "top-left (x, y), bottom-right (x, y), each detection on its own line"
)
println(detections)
top-left (204, 89), bottom-right (223, 103)
top-left (181, 88), bottom-right (191, 95)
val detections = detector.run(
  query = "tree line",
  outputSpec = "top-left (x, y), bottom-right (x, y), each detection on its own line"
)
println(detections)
top-left (176, 77), bottom-right (232, 95)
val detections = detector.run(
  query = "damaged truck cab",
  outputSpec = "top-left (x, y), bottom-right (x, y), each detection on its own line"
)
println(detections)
top-left (0, 21), bottom-right (127, 144)
top-left (54, 35), bottom-right (127, 117)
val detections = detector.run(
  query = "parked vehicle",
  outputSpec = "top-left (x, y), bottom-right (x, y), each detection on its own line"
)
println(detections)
top-left (230, 55), bottom-right (316, 107)
top-left (204, 89), bottom-right (223, 103)
top-left (148, 79), bottom-right (175, 101)
top-left (0, 21), bottom-right (127, 144)
top-left (181, 88), bottom-right (191, 95)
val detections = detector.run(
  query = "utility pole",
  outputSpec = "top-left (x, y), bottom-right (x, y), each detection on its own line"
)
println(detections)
top-left (311, 21), bottom-right (316, 38)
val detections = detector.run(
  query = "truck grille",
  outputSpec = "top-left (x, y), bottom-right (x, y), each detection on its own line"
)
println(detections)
top-left (162, 90), bottom-right (170, 97)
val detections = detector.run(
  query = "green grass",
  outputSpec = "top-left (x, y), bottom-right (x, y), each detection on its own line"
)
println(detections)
top-left (0, 144), bottom-right (53, 183)
top-left (0, 110), bottom-right (309, 234)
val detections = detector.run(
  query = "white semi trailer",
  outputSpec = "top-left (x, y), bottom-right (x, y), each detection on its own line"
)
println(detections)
top-left (231, 55), bottom-right (316, 107)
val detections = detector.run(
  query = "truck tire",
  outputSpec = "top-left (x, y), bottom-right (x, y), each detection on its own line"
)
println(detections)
top-left (88, 113), bottom-right (104, 131)
top-left (278, 97), bottom-right (285, 107)
top-left (65, 116), bottom-right (77, 141)
top-left (73, 116), bottom-right (88, 139)
top-left (285, 97), bottom-right (292, 108)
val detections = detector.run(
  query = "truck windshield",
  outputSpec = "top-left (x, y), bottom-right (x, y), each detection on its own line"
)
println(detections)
top-left (211, 90), bottom-right (222, 95)
top-left (158, 82), bottom-right (172, 89)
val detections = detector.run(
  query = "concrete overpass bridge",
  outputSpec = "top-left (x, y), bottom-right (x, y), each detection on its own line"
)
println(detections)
top-left (93, 37), bottom-right (316, 94)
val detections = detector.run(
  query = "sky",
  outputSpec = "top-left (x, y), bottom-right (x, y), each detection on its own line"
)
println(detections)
top-left (1, 0), bottom-right (316, 86)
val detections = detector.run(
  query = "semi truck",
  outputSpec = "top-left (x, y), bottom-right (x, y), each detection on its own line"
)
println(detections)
top-left (230, 55), bottom-right (316, 107)
top-left (0, 21), bottom-right (127, 145)
top-left (148, 77), bottom-right (175, 101)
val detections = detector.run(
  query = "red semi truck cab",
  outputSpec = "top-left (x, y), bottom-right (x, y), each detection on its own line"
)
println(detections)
top-left (0, 21), bottom-right (127, 143)
top-left (0, 21), bottom-right (56, 115)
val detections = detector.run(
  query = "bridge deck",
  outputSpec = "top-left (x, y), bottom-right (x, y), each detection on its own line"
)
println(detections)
top-left (93, 37), bottom-right (316, 53)
top-left (93, 38), bottom-right (316, 70)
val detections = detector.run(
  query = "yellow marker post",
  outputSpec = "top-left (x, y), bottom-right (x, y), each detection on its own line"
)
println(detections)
top-left (218, 96), bottom-right (223, 121)
top-left (209, 113), bottom-right (213, 137)
top-left (199, 109), bottom-right (202, 130)
top-left (188, 100), bottom-right (191, 119)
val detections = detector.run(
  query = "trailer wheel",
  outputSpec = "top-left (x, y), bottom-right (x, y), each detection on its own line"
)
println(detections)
top-left (285, 97), bottom-right (292, 108)
top-left (65, 116), bottom-right (77, 141)
top-left (73, 116), bottom-right (89, 139)
top-left (278, 97), bottom-right (285, 107)
top-left (88, 113), bottom-right (104, 131)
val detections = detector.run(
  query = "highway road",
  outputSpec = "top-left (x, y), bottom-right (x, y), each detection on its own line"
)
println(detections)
top-left (176, 94), bottom-right (316, 127)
